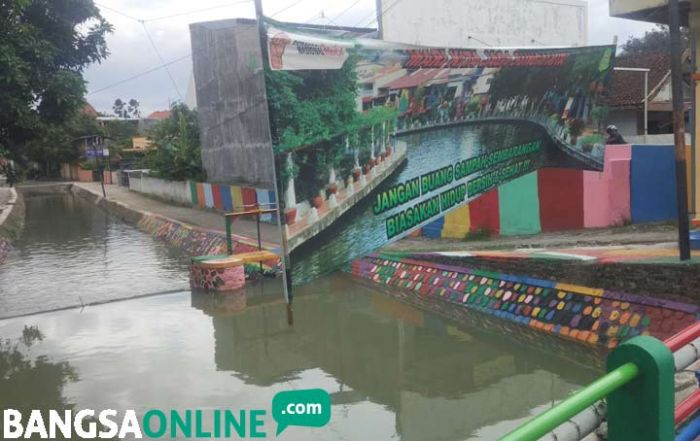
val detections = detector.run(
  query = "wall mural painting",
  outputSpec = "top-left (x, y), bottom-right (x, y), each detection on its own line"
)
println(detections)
top-left (262, 21), bottom-right (615, 286)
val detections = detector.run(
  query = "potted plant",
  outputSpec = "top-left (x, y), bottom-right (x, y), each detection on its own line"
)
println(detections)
top-left (312, 195), bottom-right (324, 208)
top-left (326, 182), bottom-right (338, 196)
top-left (352, 168), bottom-right (361, 182)
top-left (363, 164), bottom-right (372, 175)
top-left (284, 207), bottom-right (297, 224)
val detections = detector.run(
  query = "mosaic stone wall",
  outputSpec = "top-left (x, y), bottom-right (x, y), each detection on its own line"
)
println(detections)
top-left (190, 264), bottom-right (246, 291)
top-left (136, 214), bottom-right (264, 257)
top-left (0, 238), bottom-right (11, 265)
top-left (350, 255), bottom-right (699, 348)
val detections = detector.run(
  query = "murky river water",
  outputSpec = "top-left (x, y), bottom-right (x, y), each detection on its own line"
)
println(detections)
top-left (0, 193), bottom-right (190, 318)
top-left (0, 192), bottom-right (600, 440)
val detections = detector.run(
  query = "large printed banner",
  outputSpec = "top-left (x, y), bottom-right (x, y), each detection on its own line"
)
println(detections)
top-left (263, 21), bottom-right (615, 286)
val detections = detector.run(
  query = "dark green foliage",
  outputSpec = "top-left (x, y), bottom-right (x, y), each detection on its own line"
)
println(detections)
top-left (620, 24), bottom-right (689, 56)
top-left (0, 0), bottom-right (111, 169)
top-left (102, 119), bottom-right (138, 151)
top-left (140, 103), bottom-right (206, 182)
top-left (265, 55), bottom-right (363, 152)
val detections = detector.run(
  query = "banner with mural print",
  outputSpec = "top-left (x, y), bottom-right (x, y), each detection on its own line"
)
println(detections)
top-left (263, 20), bottom-right (615, 286)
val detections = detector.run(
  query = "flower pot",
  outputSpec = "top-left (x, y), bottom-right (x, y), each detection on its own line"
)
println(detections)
top-left (379, 152), bottom-right (386, 161)
top-left (326, 183), bottom-right (338, 196)
top-left (312, 196), bottom-right (324, 208)
top-left (385, 147), bottom-right (392, 157)
top-left (352, 169), bottom-right (361, 182)
top-left (363, 165), bottom-right (372, 175)
top-left (284, 208), bottom-right (297, 225)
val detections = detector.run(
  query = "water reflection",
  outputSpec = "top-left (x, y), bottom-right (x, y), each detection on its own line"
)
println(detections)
top-left (195, 275), bottom-right (600, 440)
top-left (0, 326), bottom-right (78, 419)
top-left (0, 275), bottom-right (600, 440)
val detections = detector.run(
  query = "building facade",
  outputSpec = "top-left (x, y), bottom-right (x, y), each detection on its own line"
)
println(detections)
top-left (380, 0), bottom-right (587, 47)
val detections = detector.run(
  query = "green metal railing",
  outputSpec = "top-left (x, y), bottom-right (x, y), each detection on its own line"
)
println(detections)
top-left (500, 335), bottom-right (676, 441)
top-left (500, 363), bottom-right (639, 441)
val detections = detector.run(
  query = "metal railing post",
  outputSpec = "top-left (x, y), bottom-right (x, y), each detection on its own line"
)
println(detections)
top-left (606, 336), bottom-right (675, 441)
top-left (225, 216), bottom-right (233, 255)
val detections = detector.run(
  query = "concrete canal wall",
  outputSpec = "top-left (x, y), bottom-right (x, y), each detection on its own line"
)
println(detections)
top-left (0, 187), bottom-right (24, 265)
top-left (350, 254), bottom-right (700, 350)
top-left (69, 184), bottom-right (272, 259)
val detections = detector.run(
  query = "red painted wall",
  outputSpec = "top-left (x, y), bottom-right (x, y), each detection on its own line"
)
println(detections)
top-left (469, 188), bottom-right (500, 234)
top-left (538, 168), bottom-right (584, 231)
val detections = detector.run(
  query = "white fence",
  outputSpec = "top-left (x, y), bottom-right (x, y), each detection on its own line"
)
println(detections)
top-left (127, 171), bottom-right (191, 205)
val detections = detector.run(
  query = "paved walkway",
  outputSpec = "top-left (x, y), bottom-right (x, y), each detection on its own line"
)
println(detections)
top-left (0, 186), bottom-right (15, 229)
top-left (383, 223), bottom-right (700, 265)
top-left (73, 182), bottom-right (282, 244)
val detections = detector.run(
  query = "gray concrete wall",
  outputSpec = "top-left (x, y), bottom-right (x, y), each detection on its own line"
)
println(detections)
top-left (190, 19), bottom-right (276, 189)
top-left (128, 174), bottom-right (191, 206)
top-left (608, 109), bottom-right (641, 136)
top-left (380, 0), bottom-right (587, 47)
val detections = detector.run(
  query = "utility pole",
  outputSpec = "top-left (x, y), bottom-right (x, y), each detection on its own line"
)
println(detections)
top-left (253, 0), bottom-right (294, 310)
top-left (254, 0), bottom-right (268, 60)
top-left (669, 0), bottom-right (691, 260)
top-left (375, 0), bottom-right (384, 38)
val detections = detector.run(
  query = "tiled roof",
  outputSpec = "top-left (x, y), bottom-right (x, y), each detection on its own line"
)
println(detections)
top-left (384, 69), bottom-right (442, 90)
top-left (606, 52), bottom-right (670, 108)
top-left (146, 110), bottom-right (171, 120)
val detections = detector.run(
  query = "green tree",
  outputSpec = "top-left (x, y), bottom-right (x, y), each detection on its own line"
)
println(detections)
top-left (0, 0), bottom-right (112, 168)
top-left (265, 55), bottom-right (359, 151)
top-left (140, 103), bottom-right (205, 181)
top-left (620, 24), bottom-right (689, 56)
top-left (102, 119), bottom-right (138, 151)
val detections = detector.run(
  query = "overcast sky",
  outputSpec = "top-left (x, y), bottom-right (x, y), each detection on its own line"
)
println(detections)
top-left (84, 0), bottom-right (659, 115)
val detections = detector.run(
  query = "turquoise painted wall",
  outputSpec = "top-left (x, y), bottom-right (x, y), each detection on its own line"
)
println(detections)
top-left (498, 172), bottom-right (541, 236)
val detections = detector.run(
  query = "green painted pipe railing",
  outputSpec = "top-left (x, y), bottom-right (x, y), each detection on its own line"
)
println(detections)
top-left (500, 363), bottom-right (638, 441)
top-left (500, 336), bottom-right (675, 441)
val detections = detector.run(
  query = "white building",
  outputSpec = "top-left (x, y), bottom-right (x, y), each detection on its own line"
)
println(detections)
top-left (379, 0), bottom-right (587, 47)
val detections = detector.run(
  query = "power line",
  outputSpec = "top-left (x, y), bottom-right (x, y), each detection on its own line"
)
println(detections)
top-left (87, 54), bottom-right (191, 96)
top-left (88, 0), bottom-right (368, 98)
top-left (268, 0), bottom-right (307, 18)
top-left (353, 0), bottom-right (403, 28)
top-left (95, 1), bottom-right (253, 23)
top-left (143, 0), bottom-right (253, 22)
top-left (94, 2), bottom-right (140, 21)
top-left (324, 0), bottom-right (363, 25)
top-left (141, 22), bottom-right (183, 99)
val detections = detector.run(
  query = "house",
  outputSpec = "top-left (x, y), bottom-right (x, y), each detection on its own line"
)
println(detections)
top-left (605, 51), bottom-right (692, 136)
top-left (357, 64), bottom-right (407, 110)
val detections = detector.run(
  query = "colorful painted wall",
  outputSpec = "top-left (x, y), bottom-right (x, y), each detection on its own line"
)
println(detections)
top-left (351, 254), bottom-right (699, 349)
top-left (127, 174), bottom-right (277, 224)
top-left (420, 144), bottom-right (686, 238)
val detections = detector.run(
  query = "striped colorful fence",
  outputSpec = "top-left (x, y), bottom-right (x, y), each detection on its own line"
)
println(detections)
top-left (188, 181), bottom-right (278, 224)
top-left (351, 254), bottom-right (700, 348)
top-left (421, 144), bottom-right (687, 239)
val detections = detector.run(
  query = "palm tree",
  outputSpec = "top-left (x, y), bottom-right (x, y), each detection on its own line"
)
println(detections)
top-left (127, 99), bottom-right (140, 118)
top-left (112, 98), bottom-right (126, 118)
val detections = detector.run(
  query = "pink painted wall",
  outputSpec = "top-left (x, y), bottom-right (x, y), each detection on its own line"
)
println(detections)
top-left (583, 145), bottom-right (631, 228)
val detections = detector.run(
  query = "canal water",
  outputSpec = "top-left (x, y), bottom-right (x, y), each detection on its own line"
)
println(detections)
top-left (0, 191), bottom-right (601, 440)
top-left (0, 193), bottom-right (190, 318)
top-left (292, 122), bottom-right (580, 285)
